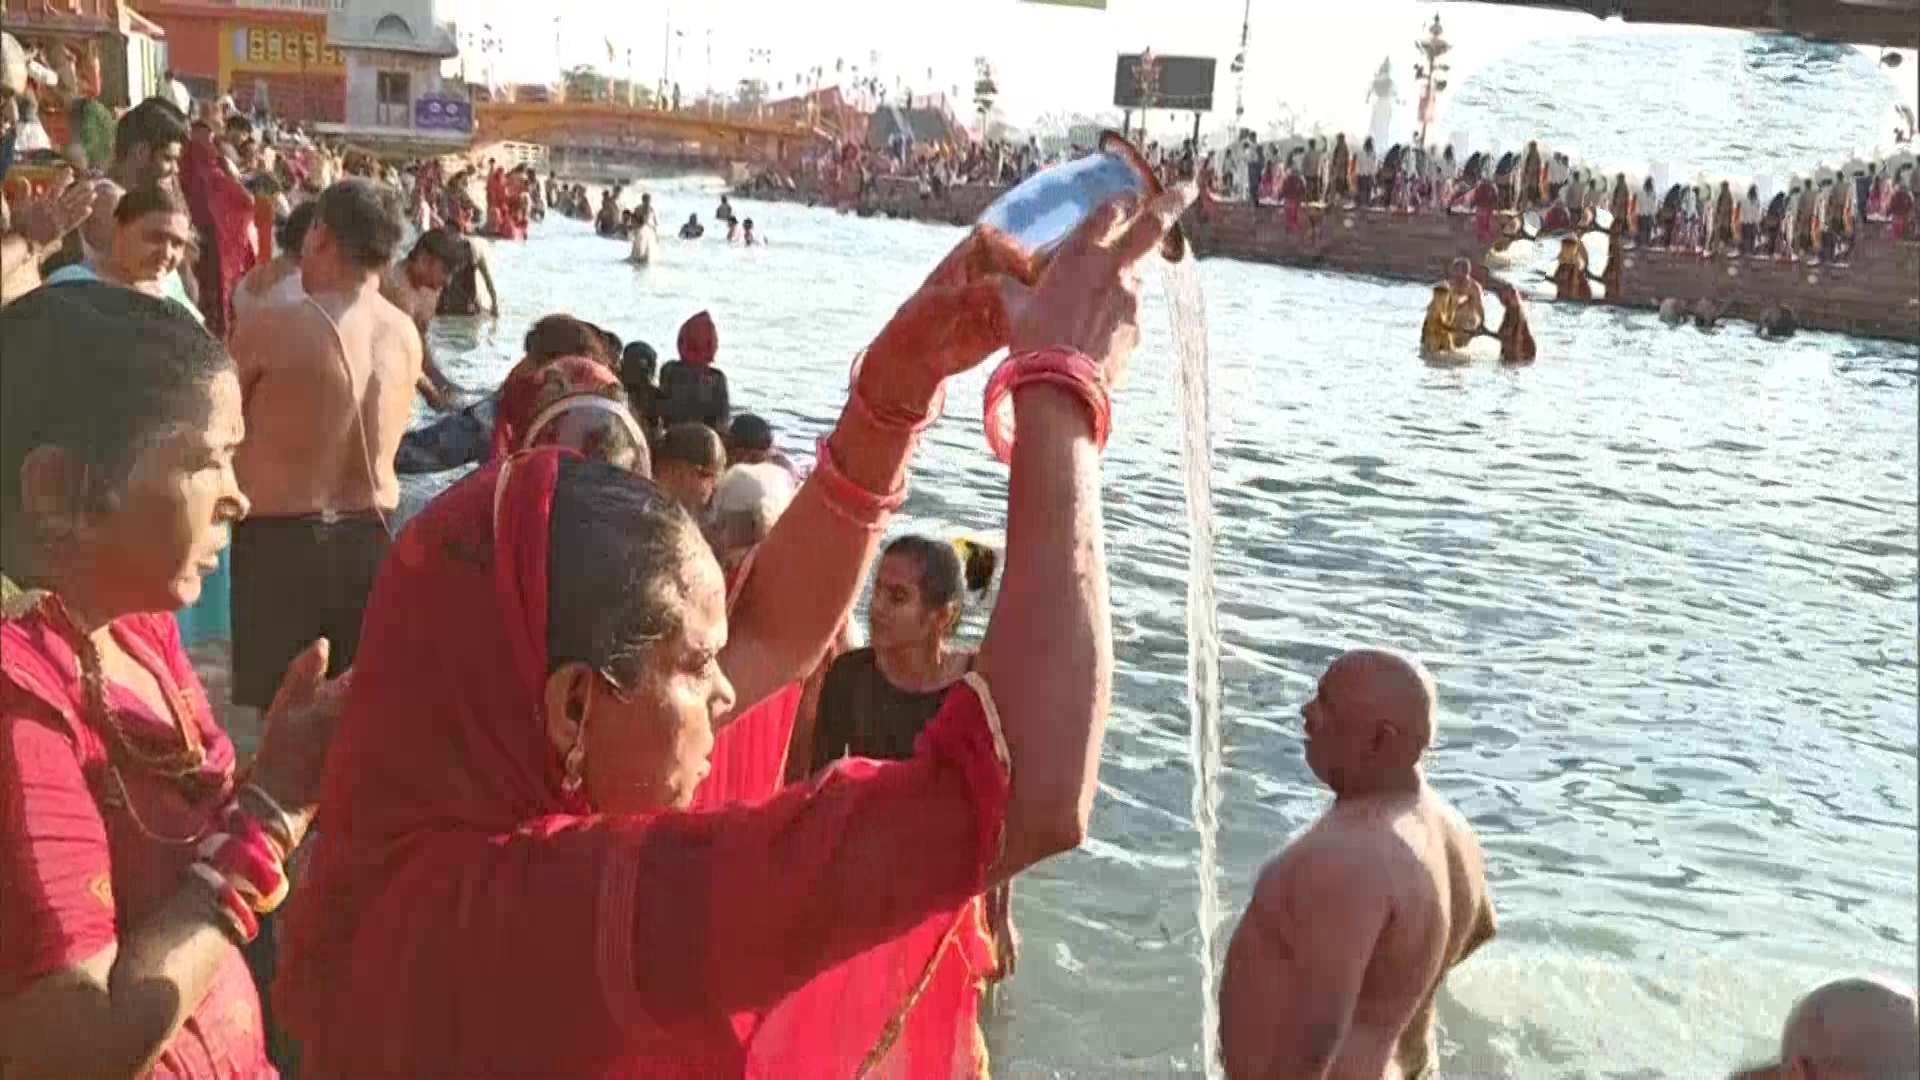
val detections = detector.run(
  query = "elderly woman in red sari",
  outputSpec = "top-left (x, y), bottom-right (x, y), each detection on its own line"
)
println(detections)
top-left (276, 187), bottom-right (1196, 1077)
top-left (0, 284), bottom-right (346, 1078)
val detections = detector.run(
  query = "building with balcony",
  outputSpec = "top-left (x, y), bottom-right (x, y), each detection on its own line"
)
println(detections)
top-left (319, 0), bottom-right (467, 151)
top-left (134, 0), bottom-right (346, 123)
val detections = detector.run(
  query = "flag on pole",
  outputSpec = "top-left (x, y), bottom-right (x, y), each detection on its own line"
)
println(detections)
top-left (606, 37), bottom-right (616, 62)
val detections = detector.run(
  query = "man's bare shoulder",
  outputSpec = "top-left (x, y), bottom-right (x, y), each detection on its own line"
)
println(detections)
top-left (1254, 825), bottom-right (1397, 919)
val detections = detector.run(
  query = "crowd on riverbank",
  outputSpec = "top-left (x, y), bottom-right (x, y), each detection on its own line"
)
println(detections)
top-left (751, 128), bottom-right (1919, 261)
top-left (3, 65), bottom-right (1917, 1080)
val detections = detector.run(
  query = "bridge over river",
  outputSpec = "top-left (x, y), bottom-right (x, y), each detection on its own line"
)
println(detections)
top-left (471, 101), bottom-right (819, 174)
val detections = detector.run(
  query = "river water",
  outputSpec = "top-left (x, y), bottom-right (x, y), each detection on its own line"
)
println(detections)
top-left (414, 29), bottom-right (1917, 1078)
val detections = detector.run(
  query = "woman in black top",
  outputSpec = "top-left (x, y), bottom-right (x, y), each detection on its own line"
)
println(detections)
top-left (800, 534), bottom-right (1019, 982)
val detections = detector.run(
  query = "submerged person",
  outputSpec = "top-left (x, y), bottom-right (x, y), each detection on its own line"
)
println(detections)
top-left (274, 188), bottom-right (1196, 1077)
top-left (1419, 284), bottom-right (1460, 355)
top-left (657, 310), bottom-right (731, 433)
top-left (679, 213), bottom-right (704, 239)
top-left (432, 219), bottom-right (500, 318)
top-left (0, 283), bottom-right (347, 1079)
top-left (1219, 648), bottom-right (1496, 1080)
top-left (1445, 258), bottom-right (1485, 337)
top-left (1729, 976), bottom-right (1917, 1080)
top-left (1551, 235), bottom-right (1595, 301)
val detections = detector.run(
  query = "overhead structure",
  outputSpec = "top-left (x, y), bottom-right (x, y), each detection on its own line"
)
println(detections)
top-left (1441, 0), bottom-right (1919, 50)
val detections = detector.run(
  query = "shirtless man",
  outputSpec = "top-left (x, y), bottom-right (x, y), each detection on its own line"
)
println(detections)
top-left (1219, 648), bottom-right (1494, 1080)
top-left (227, 178), bottom-right (415, 709)
top-left (1731, 976), bottom-right (1917, 1080)
top-left (380, 226), bottom-right (468, 408)
top-left (1444, 257), bottom-right (1485, 337)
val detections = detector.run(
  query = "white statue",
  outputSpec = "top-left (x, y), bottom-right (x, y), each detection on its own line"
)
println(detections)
top-left (1366, 58), bottom-right (1396, 149)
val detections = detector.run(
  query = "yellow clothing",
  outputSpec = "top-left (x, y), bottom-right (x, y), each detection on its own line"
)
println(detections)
top-left (1421, 290), bottom-right (1457, 354)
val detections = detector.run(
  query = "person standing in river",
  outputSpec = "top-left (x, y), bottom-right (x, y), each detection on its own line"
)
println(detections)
top-left (1219, 648), bottom-right (1494, 1080)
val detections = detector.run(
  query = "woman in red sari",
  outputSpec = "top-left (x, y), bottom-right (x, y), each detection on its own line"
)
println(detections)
top-left (0, 284), bottom-right (345, 1078)
top-left (277, 188), bottom-right (1195, 1078)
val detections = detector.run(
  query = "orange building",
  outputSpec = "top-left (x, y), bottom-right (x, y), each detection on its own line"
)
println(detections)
top-left (135, 0), bottom-right (344, 122)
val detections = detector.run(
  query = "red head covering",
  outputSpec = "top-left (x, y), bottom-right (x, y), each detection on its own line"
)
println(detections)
top-left (489, 354), bottom-right (620, 461)
top-left (677, 310), bottom-right (718, 368)
top-left (277, 448), bottom-right (1012, 1079)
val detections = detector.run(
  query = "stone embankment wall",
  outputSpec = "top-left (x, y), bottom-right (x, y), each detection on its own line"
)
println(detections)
top-left (742, 174), bottom-right (1919, 342)
top-left (1610, 238), bottom-right (1919, 342)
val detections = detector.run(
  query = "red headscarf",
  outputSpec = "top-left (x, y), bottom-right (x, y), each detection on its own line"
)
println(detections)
top-left (277, 448), bottom-right (1012, 1079)
top-left (677, 310), bottom-right (718, 368)
top-left (489, 354), bottom-right (621, 461)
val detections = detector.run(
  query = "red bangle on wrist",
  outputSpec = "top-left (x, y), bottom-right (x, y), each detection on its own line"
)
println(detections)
top-left (197, 807), bottom-right (291, 914)
top-left (981, 347), bottom-right (1112, 465)
top-left (847, 350), bottom-right (946, 434)
top-left (191, 862), bottom-right (262, 944)
top-left (811, 434), bottom-right (909, 530)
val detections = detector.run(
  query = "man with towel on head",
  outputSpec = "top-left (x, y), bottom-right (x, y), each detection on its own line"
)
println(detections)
top-left (1219, 648), bottom-right (1495, 1080)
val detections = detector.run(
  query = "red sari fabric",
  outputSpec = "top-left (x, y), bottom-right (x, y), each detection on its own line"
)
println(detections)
top-left (687, 682), bottom-right (801, 812)
top-left (181, 139), bottom-right (260, 337)
top-left (0, 598), bottom-right (272, 1079)
top-left (276, 449), bottom-right (1010, 1079)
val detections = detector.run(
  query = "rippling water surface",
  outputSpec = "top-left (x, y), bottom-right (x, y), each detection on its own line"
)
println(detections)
top-left (414, 31), bottom-right (1917, 1078)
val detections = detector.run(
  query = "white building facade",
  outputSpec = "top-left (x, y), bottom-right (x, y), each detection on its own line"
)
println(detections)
top-left (321, 0), bottom-right (468, 148)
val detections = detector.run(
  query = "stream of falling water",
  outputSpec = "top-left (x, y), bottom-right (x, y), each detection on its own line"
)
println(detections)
top-left (1163, 258), bottom-right (1224, 1080)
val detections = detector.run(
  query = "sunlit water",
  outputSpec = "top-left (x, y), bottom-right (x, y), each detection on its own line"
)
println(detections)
top-left (406, 30), bottom-right (1918, 1079)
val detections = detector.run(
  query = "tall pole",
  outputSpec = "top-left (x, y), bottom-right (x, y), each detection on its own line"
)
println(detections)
top-left (705, 28), bottom-right (712, 116)
top-left (661, 10), bottom-right (672, 108)
top-left (554, 17), bottom-right (562, 86)
top-left (1231, 0), bottom-right (1250, 135)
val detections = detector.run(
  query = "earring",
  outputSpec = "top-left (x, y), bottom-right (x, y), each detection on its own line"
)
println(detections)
top-left (560, 739), bottom-right (586, 795)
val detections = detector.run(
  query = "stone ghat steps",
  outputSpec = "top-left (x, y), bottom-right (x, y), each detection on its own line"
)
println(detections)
top-left (738, 175), bottom-right (1919, 342)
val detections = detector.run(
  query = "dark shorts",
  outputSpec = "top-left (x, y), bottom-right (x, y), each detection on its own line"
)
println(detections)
top-left (230, 511), bottom-right (390, 708)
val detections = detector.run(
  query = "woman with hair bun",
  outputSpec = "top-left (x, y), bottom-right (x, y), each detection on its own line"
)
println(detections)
top-left (785, 531), bottom-right (1019, 1060)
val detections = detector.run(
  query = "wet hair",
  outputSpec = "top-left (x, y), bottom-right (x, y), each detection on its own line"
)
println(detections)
top-left (276, 200), bottom-right (317, 256)
top-left (621, 341), bottom-right (658, 383)
top-left (726, 413), bottom-right (773, 453)
top-left (410, 226), bottom-right (468, 271)
top-left (112, 183), bottom-right (189, 225)
top-left (113, 98), bottom-right (189, 163)
top-left (545, 456), bottom-right (705, 689)
top-left (312, 179), bottom-right (403, 269)
top-left (0, 284), bottom-right (229, 551)
top-left (524, 314), bottom-right (612, 367)
top-left (882, 534), bottom-right (998, 623)
top-left (657, 422), bottom-right (726, 471)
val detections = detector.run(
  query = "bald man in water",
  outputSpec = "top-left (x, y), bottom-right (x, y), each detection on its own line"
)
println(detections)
top-left (1219, 648), bottom-right (1495, 1080)
top-left (1731, 976), bottom-right (1918, 1080)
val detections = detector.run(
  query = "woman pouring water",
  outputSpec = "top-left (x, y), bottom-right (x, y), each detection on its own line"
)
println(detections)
top-left (274, 185), bottom-right (1196, 1077)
